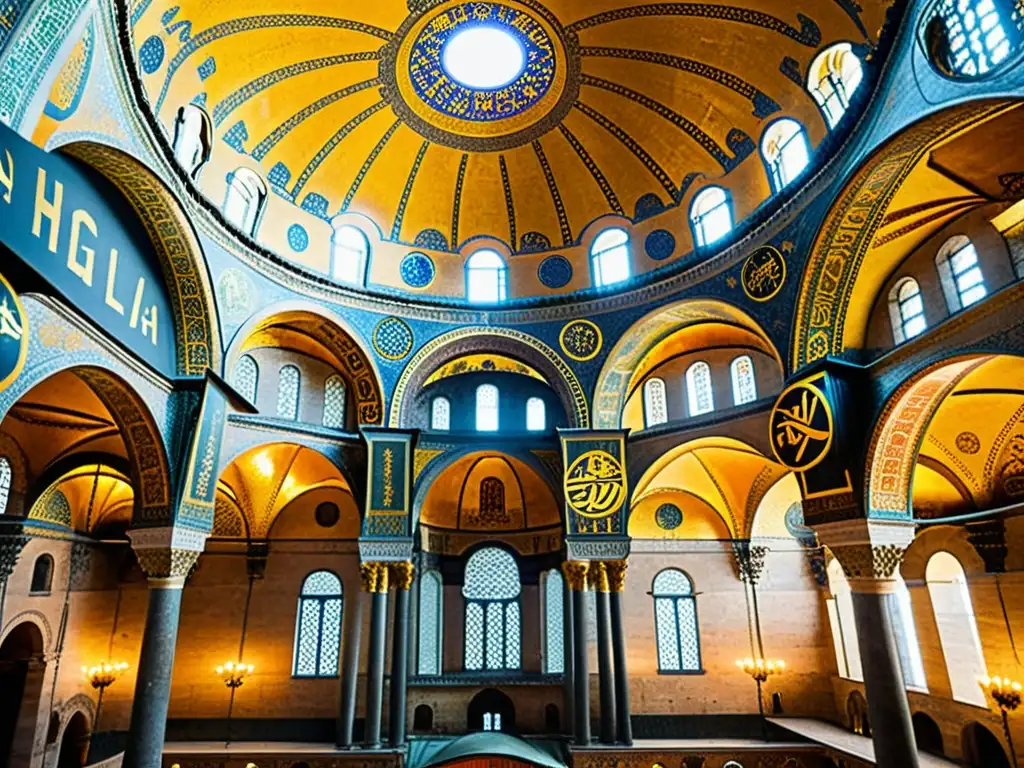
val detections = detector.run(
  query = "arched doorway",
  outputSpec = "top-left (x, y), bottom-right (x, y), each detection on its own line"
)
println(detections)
top-left (846, 690), bottom-right (870, 737)
top-left (912, 712), bottom-right (943, 756)
top-left (961, 722), bottom-right (1010, 768)
top-left (468, 689), bottom-right (515, 733)
top-left (56, 711), bottom-right (89, 768)
top-left (0, 621), bottom-right (46, 766)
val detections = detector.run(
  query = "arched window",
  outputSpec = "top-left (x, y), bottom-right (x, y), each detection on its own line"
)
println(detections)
top-left (30, 554), bottom-right (53, 594)
top-left (652, 569), bottom-right (701, 672)
top-left (690, 186), bottom-right (732, 248)
top-left (331, 224), bottom-right (370, 286)
top-left (322, 375), bottom-right (347, 429)
top-left (526, 397), bottom-right (546, 432)
top-left (643, 378), bottom-right (668, 427)
top-left (222, 168), bottom-right (268, 236)
top-left (808, 43), bottom-right (863, 127)
top-left (543, 569), bottom-right (564, 674)
top-left (171, 104), bottom-right (212, 180)
top-left (277, 365), bottom-right (300, 420)
top-left (590, 228), bottom-right (631, 288)
top-left (730, 355), bottom-right (757, 405)
top-left (466, 249), bottom-right (508, 303)
top-left (826, 559), bottom-right (863, 681)
top-left (413, 704), bottom-right (434, 732)
top-left (418, 570), bottom-right (443, 676)
top-left (463, 547), bottom-right (521, 670)
top-left (292, 570), bottom-right (343, 677)
top-left (888, 278), bottom-right (927, 344)
top-left (476, 384), bottom-right (499, 432)
top-left (934, 0), bottom-right (1017, 77)
top-left (926, 551), bottom-right (987, 705)
top-left (685, 361), bottom-right (714, 416)
top-left (231, 354), bottom-right (259, 405)
top-left (936, 236), bottom-right (986, 311)
top-left (431, 397), bottom-right (451, 431)
top-left (762, 118), bottom-right (810, 192)
top-left (890, 576), bottom-right (927, 690)
top-left (0, 456), bottom-right (11, 514)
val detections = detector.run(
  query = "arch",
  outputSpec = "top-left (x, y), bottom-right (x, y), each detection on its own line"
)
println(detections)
top-left (730, 355), bottom-right (757, 405)
top-left (935, 234), bottom-right (986, 311)
top-left (761, 118), bottom-right (810, 192)
top-left (887, 277), bottom-right (927, 344)
top-left (593, 298), bottom-right (781, 428)
top-left (590, 227), bottom-right (630, 288)
top-left (961, 722), bottom-right (1010, 768)
top-left (544, 703), bottom-right (560, 733)
top-left (463, 547), bottom-right (521, 671)
top-left (926, 551), bottom-right (987, 705)
top-left (331, 223), bottom-right (371, 287)
top-left (791, 100), bottom-right (1019, 369)
top-left (652, 568), bottom-right (701, 672)
top-left (689, 186), bottom-right (732, 248)
top-left (55, 710), bottom-right (89, 768)
top-left (912, 712), bottom-right (944, 756)
top-left (292, 569), bottom-right (343, 677)
top-left (0, 620), bottom-right (46, 767)
top-left (29, 555), bottom-right (54, 594)
top-left (466, 249), bottom-right (508, 303)
top-left (808, 42), bottom-right (863, 128)
top-left (413, 704), bottom-right (434, 733)
top-left (57, 141), bottom-right (221, 376)
top-left (225, 302), bottom-right (385, 425)
top-left (223, 167), bottom-right (268, 237)
top-left (468, 689), bottom-right (515, 732)
top-left (391, 326), bottom-right (588, 428)
top-left (684, 361), bottom-right (714, 416)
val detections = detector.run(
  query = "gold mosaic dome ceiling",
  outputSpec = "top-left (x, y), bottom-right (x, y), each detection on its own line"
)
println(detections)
top-left (130, 0), bottom-right (892, 299)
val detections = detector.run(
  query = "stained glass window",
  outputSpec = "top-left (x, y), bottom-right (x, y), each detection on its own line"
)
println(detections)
top-left (232, 355), bottom-right (259, 406)
top-left (323, 375), bottom-right (347, 429)
top-left (467, 249), bottom-right (508, 303)
top-left (730, 356), bottom-right (757, 406)
top-left (332, 225), bottom-right (369, 286)
top-left (808, 43), bottom-right (863, 127)
top-left (463, 547), bottom-right (521, 670)
top-left (591, 228), bottom-right (630, 288)
top-left (643, 378), bottom-right (668, 427)
top-left (418, 570), bottom-right (443, 675)
top-left (526, 397), bottom-right (546, 431)
top-left (0, 457), bottom-right (11, 514)
top-left (476, 384), bottom-right (499, 431)
top-left (762, 119), bottom-right (810, 192)
top-left (653, 569), bottom-right (701, 672)
top-left (277, 365), bottom-right (300, 420)
top-left (544, 570), bottom-right (564, 674)
top-left (690, 186), bottom-right (732, 247)
top-left (685, 361), bottom-right (714, 416)
top-left (935, 0), bottom-right (1018, 77)
top-left (293, 570), bottom-right (343, 677)
top-left (431, 397), bottom-right (451, 430)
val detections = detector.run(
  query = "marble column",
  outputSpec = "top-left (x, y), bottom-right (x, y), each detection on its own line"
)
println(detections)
top-left (363, 563), bottom-right (389, 749)
top-left (561, 567), bottom-right (575, 738)
top-left (388, 562), bottom-right (414, 747)
top-left (818, 520), bottom-right (919, 768)
top-left (590, 562), bottom-right (616, 745)
top-left (563, 561), bottom-right (590, 745)
top-left (337, 565), bottom-right (369, 748)
top-left (122, 528), bottom-right (204, 768)
top-left (606, 560), bottom-right (632, 744)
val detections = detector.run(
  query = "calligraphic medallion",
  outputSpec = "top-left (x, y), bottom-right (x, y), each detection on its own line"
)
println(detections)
top-left (741, 245), bottom-right (786, 302)
top-left (560, 319), bottom-right (602, 362)
top-left (0, 272), bottom-right (27, 393)
top-left (565, 450), bottom-right (626, 519)
top-left (387, 0), bottom-right (578, 151)
top-left (769, 376), bottom-right (833, 472)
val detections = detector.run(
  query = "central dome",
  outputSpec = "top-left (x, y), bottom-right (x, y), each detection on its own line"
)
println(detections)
top-left (442, 26), bottom-right (526, 90)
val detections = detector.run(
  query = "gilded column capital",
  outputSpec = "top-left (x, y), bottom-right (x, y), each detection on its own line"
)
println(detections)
top-left (389, 561), bottom-right (415, 590)
top-left (127, 526), bottom-right (207, 579)
top-left (816, 519), bottom-right (915, 592)
top-left (604, 559), bottom-right (628, 592)
top-left (587, 560), bottom-right (610, 592)
top-left (360, 562), bottom-right (379, 592)
top-left (562, 560), bottom-right (589, 591)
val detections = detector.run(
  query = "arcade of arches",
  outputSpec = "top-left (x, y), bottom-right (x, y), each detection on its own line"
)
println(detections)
top-left (2, 1), bottom-right (1024, 768)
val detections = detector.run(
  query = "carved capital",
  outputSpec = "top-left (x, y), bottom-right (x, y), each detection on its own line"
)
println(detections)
top-left (604, 559), bottom-right (628, 592)
top-left (0, 530), bottom-right (28, 580)
top-left (733, 541), bottom-right (769, 585)
top-left (128, 526), bottom-right (207, 579)
top-left (587, 560), bottom-right (609, 592)
top-left (359, 562), bottom-right (379, 592)
top-left (389, 561), bottom-right (415, 590)
top-left (561, 560), bottom-right (589, 591)
top-left (816, 519), bottom-right (914, 590)
top-left (246, 541), bottom-right (269, 579)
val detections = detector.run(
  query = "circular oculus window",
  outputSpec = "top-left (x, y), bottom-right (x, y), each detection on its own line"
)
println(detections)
top-left (442, 26), bottom-right (526, 90)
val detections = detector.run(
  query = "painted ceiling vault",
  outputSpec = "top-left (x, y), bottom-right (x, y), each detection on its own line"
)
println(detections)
top-left (129, 0), bottom-right (891, 300)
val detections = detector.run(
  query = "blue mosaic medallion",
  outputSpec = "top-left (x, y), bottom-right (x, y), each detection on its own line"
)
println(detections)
top-left (287, 224), bottom-right (309, 252)
top-left (400, 252), bottom-right (436, 288)
top-left (645, 229), bottom-right (676, 261)
top-left (139, 35), bottom-right (165, 74)
top-left (655, 503), bottom-right (683, 530)
top-left (538, 255), bottom-right (572, 289)
top-left (373, 317), bottom-right (414, 361)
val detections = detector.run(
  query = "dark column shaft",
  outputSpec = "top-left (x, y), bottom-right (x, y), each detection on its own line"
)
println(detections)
top-left (609, 591), bottom-right (632, 744)
top-left (596, 589), bottom-right (616, 744)
top-left (572, 588), bottom-right (591, 745)
top-left (388, 585), bottom-right (411, 746)
top-left (337, 590), bottom-right (365, 747)
top-left (364, 589), bottom-right (389, 748)
top-left (562, 574), bottom-right (575, 737)
top-left (122, 580), bottom-right (184, 768)
top-left (851, 590), bottom-right (919, 768)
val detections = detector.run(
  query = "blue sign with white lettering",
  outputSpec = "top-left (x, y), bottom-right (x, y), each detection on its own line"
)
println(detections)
top-left (0, 122), bottom-right (176, 375)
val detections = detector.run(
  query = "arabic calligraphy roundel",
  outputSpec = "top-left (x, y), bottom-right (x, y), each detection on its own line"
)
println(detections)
top-left (742, 245), bottom-right (787, 302)
top-left (769, 376), bottom-right (833, 472)
top-left (0, 272), bottom-right (28, 394)
top-left (565, 450), bottom-right (626, 519)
